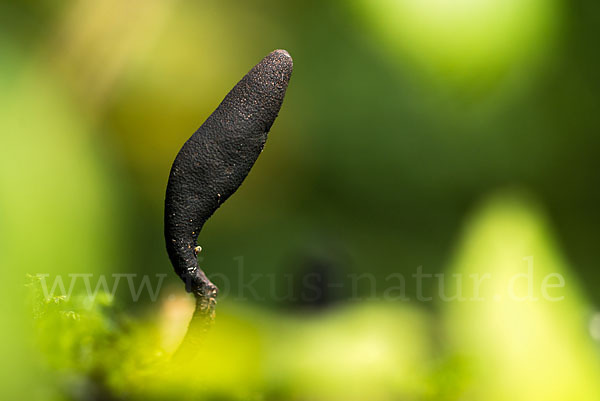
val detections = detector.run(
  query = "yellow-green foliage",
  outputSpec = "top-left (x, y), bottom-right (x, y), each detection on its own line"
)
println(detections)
top-left (28, 192), bottom-right (600, 401)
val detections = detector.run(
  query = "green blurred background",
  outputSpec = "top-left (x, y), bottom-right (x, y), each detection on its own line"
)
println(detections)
top-left (1, 0), bottom-right (600, 400)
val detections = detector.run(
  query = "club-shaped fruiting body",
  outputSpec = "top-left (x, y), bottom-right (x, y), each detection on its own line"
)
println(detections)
top-left (164, 50), bottom-right (293, 296)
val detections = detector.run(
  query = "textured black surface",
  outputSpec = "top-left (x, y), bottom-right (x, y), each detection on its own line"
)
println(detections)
top-left (164, 50), bottom-right (293, 295)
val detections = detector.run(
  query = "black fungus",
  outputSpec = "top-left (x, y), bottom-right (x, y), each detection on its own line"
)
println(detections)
top-left (164, 50), bottom-right (293, 296)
